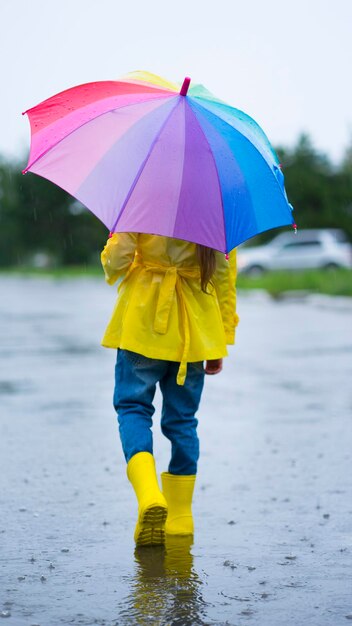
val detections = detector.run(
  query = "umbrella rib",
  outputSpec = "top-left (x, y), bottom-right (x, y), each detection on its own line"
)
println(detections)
top-left (191, 98), bottom-right (289, 205)
top-left (192, 96), bottom-right (279, 164)
top-left (110, 98), bottom-right (180, 233)
top-left (185, 101), bottom-right (227, 251)
top-left (24, 95), bottom-right (173, 173)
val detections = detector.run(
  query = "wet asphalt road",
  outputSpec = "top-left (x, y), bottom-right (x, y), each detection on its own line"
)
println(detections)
top-left (0, 276), bottom-right (352, 625)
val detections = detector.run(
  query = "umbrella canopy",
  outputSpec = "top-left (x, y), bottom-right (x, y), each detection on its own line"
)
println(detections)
top-left (23, 71), bottom-right (294, 253)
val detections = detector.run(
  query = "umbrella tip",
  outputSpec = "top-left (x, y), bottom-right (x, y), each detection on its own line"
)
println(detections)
top-left (180, 77), bottom-right (191, 96)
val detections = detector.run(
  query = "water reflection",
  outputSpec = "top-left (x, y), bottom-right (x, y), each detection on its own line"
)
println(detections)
top-left (117, 536), bottom-right (208, 625)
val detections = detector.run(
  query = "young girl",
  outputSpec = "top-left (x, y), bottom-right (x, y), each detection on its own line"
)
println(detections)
top-left (101, 233), bottom-right (239, 546)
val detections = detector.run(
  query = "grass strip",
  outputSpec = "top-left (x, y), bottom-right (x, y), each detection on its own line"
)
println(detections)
top-left (237, 268), bottom-right (352, 297)
top-left (1, 266), bottom-right (352, 297)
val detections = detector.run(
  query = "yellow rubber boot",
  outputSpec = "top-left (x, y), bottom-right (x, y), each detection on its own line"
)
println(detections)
top-left (127, 452), bottom-right (168, 546)
top-left (161, 472), bottom-right (196, 536)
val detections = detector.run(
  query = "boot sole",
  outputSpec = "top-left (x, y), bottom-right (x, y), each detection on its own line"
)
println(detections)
top-left (135, 505), bottom-right (168, 546)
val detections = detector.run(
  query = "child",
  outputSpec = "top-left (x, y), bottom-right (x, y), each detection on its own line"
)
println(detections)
top-left (101, 233), bottom-right (239, 546)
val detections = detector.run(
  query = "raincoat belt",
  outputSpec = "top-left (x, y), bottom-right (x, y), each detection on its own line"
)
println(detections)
top-left (119, 258), bottom-right (201, 385)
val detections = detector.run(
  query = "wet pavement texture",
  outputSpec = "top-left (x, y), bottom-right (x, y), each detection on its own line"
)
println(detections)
top-left (0, 276), bottom-right (352, 626)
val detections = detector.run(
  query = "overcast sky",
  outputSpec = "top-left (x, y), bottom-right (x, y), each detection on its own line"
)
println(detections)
top-left (2, 0), bottom-right (351, 164)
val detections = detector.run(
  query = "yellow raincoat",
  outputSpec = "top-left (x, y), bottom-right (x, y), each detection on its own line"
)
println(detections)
top-left (101, 233), bottom-right (239, 385)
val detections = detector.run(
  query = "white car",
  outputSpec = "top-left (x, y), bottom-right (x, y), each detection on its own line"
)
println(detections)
top-left (237, 229), bottom-right (352, 275)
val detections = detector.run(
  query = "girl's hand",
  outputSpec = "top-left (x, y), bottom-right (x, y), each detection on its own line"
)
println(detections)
top-left (205, 359), bottom-right (223, 375)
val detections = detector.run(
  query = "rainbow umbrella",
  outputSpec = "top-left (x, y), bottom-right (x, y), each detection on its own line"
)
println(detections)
top-left (23, 71), bottom-right (295, 253)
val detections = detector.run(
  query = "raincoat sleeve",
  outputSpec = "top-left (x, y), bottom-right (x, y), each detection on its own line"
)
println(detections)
top-left (212, 249), bottom-right (239, 344)
top-left (101, 233), bottom-right (138, 285)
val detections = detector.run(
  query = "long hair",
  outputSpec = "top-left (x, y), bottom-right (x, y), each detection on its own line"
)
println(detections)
top-left (196, 244), bottom-right (216, 293)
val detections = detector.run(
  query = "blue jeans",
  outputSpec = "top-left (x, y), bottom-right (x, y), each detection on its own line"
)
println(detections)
top-left (113, 349), bottom-right (205, 475)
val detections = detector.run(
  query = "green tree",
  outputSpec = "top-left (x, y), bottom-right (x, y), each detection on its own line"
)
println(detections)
top-left (277, 134), bottom-right (352, 240)
top-left (0, 157), bottom-right (107, 267)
